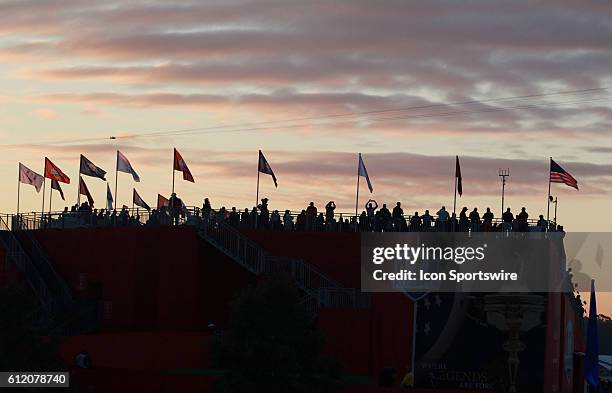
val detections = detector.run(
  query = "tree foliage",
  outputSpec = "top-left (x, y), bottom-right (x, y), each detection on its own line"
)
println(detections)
top-left (213, 275), bottom-right (344, 393)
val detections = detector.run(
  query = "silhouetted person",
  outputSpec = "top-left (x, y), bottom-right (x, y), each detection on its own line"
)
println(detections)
top-left (410, 212), bottom-right (421, 231)
top-left (168, 193), bottom-right (183, 225)
top-left (459, 207), bottom-right (469, 231)
top-left (270, 209), bottom-right (281, 230)
top-left (325, 201), bottom-right (336, 223)
top-left (392, 202), bottom-right (403, 219)
top-left (296, 209), bottom-right (307, 231)
top-left (241, 208), bottom-right (250, 228)
top-left (283, 210), bottom-right (294, 230)
top-left (421, 209), bottom-right (432, 230)
top-left (517, 207), bottom-right (529, 231)
top-left (469, 208), bottom-right (480, 231)
top-left (537, 214), bottom-right (547, 231)
top-left (229, 207), bottom-right (239, 227)
top-left (306, 202), bottom-right (317, 231)
top-left (202, 198), bottom-right (212, 219)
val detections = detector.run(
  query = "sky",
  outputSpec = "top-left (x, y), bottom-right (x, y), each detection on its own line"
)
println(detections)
top-left (1, 1), bottom-right (612, 308)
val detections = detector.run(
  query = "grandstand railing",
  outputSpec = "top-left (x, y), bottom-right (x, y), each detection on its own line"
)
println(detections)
top-left (0, 215), bottom-right (68, 317)
top-left (0, 207), bottom-right (557, 234)
top-left (199, 214), bottom-right (370, 311)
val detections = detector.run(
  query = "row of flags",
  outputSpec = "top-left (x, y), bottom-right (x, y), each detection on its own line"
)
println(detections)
top-left (17, 150), bottom-right (579, 214)
top-left (17, 148), bottom-right (196, 213)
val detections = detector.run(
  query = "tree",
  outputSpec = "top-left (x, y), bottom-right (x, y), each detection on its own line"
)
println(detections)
top-left (213, 275), bottom-right (344, 393)
top-left (0, 283), bottom-right (81, 393)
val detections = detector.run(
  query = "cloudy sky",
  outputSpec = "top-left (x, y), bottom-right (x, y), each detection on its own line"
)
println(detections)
top-left (1, 0), bottom-right (612, 235)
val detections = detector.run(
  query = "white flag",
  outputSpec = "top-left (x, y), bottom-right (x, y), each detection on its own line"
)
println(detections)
top-left (106, 183), bottom-right (114, 210)
top-left (19, 163), bottom-right (44, 192)
top-left (358, 153), bottom-right (373, 193)
top-left (116, 150), bottom-right (140, 182)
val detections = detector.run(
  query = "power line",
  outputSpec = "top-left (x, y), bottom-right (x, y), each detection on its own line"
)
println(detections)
top-left (8, 85), bottom-right (612, 147)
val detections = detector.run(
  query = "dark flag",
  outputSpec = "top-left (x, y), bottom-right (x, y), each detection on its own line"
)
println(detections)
top-left (550, 159), bottom-right (578, 190)
top-left (45, 157), bottom-right (71, 184)
top-left (584, 280), bottom-right (599, 388)
top-left (455, 156), bottom-right (462, 196)
top-left (51, 179), bottom-right (65, 201)
top-left (78, 176), bottom-right (94, 207)
top-left (157, 194), bottom-right (169, 209)
top-left (258, 150), bottom-right (277, 187)
top-left (80, 154), bottom-right (107, 180)
top-left (173, 148), bottom-right (195, 183)
top-left (133, 189), bottom-right (150, 211)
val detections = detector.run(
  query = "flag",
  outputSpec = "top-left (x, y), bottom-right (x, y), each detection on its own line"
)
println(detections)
top-left (258, 150), bottom-right (278, 188)
top-left (19, 163), bottom-right (44, 192)
top-left (116, 151), bottom-right (141, 182)
top-left (173, 148), bottom-right (194, 182)
top-left (358, 153), bottom-right (373, 193)
top-left (78, 176), bottom-right (94, 207)
top-left (51, 180), bottom-right (65, 201)
top-left (45, 157), bottom-right (70, 184)
top-left (157, 194), bottom-right (169, 209)
top-left (550, 159), bottom-right (578, 190)
top-left (584, 280), bottom-right (599, 388)
top-left (106, 183), bottom-right (113, 210)
top-left (80, 154), bottom-right (106, 180)
top-left (455, 156), bottom-right (462, 196)
top-left (133, 189), bottom-right (150, 211)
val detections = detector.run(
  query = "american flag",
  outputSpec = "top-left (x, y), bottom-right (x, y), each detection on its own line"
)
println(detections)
top-left (550, 159), bottom-right (578, 190)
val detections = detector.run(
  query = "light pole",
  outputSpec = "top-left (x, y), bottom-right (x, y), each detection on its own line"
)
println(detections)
top-left (549, 195), bottom-right (558, 226)
top-left (499, 168), bottom-right (510, 216)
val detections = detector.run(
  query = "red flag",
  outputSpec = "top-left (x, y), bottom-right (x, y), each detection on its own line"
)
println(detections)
top-left (157, 194), bottom-right (169, 209)
top-left (79, 176), bottom-right (94, 207)
top-left (45, 157), bottom-right (70, 184)
top-left (173, 148), bottom-right (195, 183)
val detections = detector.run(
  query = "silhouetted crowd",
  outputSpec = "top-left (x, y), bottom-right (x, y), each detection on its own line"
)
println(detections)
top-left (199, 198), bottom-right (559, 233)
top-left (32, 196), bottom-right (559, 233)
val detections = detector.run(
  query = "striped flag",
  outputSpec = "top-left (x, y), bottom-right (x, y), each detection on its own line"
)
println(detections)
top-left (550, 159), bottom-right (578, 190)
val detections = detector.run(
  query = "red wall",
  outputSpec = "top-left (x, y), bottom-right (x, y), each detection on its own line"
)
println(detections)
top-left (33, 226), bottom-right (256, 331)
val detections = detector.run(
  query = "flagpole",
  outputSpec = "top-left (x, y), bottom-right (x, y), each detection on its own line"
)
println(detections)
top-left (115, 152), bottom-right (119, 210)
top-left (355, 153), bottom-right (360, 218)
top-left (453, 175), bottom-right (457, 217)
top-left (546, 157), bottom-right (552, 225)
top-left (42, 177), bottom-right (46, 217)
top-left (172, 167), bottom-right (176, 195)
top-left (77, 157), bottom-right (81, 207)
top-left (256, 167), bottom-right (260, 208)
top-left (16, 164), bottom-right (20, 216)
top-left (49, 183), bottom-right (53, 213)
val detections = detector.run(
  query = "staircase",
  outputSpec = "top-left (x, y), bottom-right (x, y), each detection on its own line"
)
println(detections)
top-left (0, 215), bottom-right (98, 334)
top-left (198, 216), bottom-right (370, 312)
